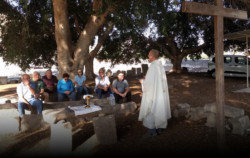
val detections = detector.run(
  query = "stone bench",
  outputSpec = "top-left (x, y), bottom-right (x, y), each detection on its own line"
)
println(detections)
top-left (204, 102), bottom-right (250, 135)
top-left (0, 99), bottom-right (137, 155)
top-left (173, 102), bottom-right (250, 135)
top-left (44, 100), bottom-right (137, 155)
top-left (204, 102), bottom-right (245, 118)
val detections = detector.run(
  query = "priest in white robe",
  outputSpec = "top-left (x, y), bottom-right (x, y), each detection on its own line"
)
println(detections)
top-left (139, 49), bottom-right (171, 137)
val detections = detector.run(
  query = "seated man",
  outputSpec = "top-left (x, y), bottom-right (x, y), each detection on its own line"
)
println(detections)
top-left (17, 74), bottom-right (43, 117)
top-left (31, 71), bottom-right (49, 102)
top-left (42, 69), bottom-right (58, 93)
top-left (57, 73), bottom-right (76, 102)
top-left (112, 71), bottom-right (131, 104)
top-left (42, 69), bottom-right (58, 101)
top-left (74, 69), bottom-right (89, 100)
top-left (95, 68), bottom-right (112, 99)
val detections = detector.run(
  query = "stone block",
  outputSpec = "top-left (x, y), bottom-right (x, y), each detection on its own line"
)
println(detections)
top-left (228, 115), bottom-right (250, 135)
top-left (20, 114), bottom-right (48, 132)
top-left (204, 103), bottom-right (244, 118)
top-left (90, 98), bottom-right (109, 105)
top-left (176, 103), bottom-right (191, 110)
top-left (173, 103), bottom-right (191, 118)
top-left (127, 70), bottom-right (133, 77)
top-left (188, 107), bottom-right (206, 121)
top-left (118, 102), bottom-right (137, 115)
top-left (50, 121), bottom-right (72, 154)
top-left (136, 68), bottom-right (142, 76)
top-left (0, 76), bottom-right (7, 85)
top-left (93, 114), bottom-right (117, 145)
top-left (43, 108), bottom-right (75, 124)
top-left (173, 109), bottom-right (179, 118)
top-left (141, 64), bottom-right (148, 74)
top-left (0, 116), bottom-right (19, 135)
top-left (224, 105), bottom-right (245, 118)
top-left (205, 112), bottom-right (216, 128)
top-left (132, 68), bottom-right (137, 76)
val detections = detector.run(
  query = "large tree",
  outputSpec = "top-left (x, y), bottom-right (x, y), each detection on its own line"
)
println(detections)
top-left (1, 0), bottom-right (249, 75)
top-left (97, 0), bottom-right (250, 73)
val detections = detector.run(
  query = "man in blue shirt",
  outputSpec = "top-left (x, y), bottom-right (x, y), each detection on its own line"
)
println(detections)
top-left (57, 73), bottom-right (76, 102)
top-left (74, 69), bottom-right (89, 100)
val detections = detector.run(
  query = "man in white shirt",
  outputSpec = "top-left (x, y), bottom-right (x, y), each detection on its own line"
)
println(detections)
top-left (17, 74), bottom-right (43, 117)
top-left (95, 68), bottom-right (112, 99)
top-left (139, 49), bottom-right (171, 138)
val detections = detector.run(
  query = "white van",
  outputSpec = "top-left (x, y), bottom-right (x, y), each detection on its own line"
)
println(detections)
top-left (207, 55), bottom-right (250, 78)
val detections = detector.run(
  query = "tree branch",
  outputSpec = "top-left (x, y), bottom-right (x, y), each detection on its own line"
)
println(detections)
top-left (74, 14), bottom-right (81, 35)
top-left (151, 40), bottom-right (174, 59)
top-left (89, 22), bottom-right (114, 58)
top-left (182, 43), bottom-right (207, 56)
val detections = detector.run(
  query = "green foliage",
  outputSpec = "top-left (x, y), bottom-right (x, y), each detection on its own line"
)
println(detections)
top-left (0, 0), bottom-right (249, 71)
top-left (98, 0), bottom-right (213, 63)
top-left (98, 0), bottom-right (250, 64)
top-left (0, 0), bottom-right (56, 71)
top-left (223, 0), bottom-right (250, 52)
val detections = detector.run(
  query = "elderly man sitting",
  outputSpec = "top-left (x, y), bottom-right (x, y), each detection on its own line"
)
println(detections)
top-left (17, 74), bottom-right (43, 117)
top-left (31, 71), bottom-right (49, 102)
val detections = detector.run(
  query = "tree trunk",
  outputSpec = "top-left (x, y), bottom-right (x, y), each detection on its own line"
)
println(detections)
top-left (85, 56), bottom-right (95, 79)
top-left (52, 0), bottom-right (74, 78)
top-left (72, 0), bottom-right (110, 70)
top-left (52, 0), bottom-right (111, 79)
top-left (171, 55), bottom-right (183, 73)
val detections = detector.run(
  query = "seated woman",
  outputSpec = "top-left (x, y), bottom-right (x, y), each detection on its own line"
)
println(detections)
top-left (57, 73), bottom-right (76, 101)
top-left (95, 68), bottom-right (112, 99)
top-left (74, 69), bottom-right (89, 100)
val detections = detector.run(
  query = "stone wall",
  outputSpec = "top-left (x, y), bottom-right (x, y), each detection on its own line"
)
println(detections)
top-left (0, 77), bottom-right (7, 85)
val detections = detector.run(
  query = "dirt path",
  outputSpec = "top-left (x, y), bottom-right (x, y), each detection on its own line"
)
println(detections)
top-left (94, 72), bottom-right (250, 156)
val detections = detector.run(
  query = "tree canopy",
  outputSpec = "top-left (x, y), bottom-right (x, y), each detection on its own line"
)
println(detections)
top-left (0, 0), bottom-right (249, 73)
top-left (0, 0), bottom-right (56, 71)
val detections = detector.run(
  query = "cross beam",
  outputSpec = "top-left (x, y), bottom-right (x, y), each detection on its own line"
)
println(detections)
top-left (182, 0), bottom-right (248, 151)
top-left (182, 2), bottom-right (248, 20)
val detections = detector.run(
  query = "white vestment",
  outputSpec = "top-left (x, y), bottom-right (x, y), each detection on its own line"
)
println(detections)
top-left (138, 60), bottom-right (171, 129)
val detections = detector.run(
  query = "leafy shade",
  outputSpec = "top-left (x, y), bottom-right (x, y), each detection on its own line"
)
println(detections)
top-left (0, 0), bottom-right (56, 71)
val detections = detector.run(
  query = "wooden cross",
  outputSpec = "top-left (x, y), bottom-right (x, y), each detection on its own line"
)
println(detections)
top-left (182, 0), bottom-right (248, 150)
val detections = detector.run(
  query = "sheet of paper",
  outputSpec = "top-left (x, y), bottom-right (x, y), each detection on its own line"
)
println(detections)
top-left (69, 104), bottom-right (102, 116)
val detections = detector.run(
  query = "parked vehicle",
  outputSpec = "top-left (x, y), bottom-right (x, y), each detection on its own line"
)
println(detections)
top-left (207, 55), bottom-right (250, 78)
top-left (7, 76), bottom-right (21, 83)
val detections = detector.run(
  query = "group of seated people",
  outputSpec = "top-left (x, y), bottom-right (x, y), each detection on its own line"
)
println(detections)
top-left (16, 68), bottom-right (132, 117)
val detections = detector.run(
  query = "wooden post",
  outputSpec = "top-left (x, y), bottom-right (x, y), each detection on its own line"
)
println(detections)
top-left (246, 36), bottom-right (249, 88)
top-left (214, 1), bottom-right (225, 149)
top-left (182, 0), bottom-right (248, 151)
